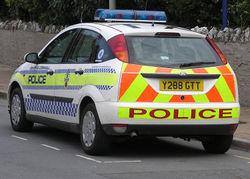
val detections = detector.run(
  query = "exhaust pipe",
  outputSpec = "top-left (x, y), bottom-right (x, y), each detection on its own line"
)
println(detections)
top-left (130, 131), bottom-right (138, 138)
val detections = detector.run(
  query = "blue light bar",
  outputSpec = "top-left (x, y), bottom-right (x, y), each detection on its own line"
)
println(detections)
top-left (94, 9), bottom-right (167, 23)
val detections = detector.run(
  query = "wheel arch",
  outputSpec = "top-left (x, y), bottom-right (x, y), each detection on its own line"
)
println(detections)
top-left (79, 96), bottom-right (95, 123)
top-left (76, 84), bottom-right (105, 124)
top-left (8, 81), bottom-right (22, 110)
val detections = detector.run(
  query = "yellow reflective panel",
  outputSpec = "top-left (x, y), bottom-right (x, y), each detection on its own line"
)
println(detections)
top-left (140, 66), bottom-right (157, 73)
top-left (153, 94), bottom-right (173, 103)
top-left (86, 73), bottom-right (118, 86)
top-left (215, 76), bottom-right (235, 102)
top-left (122, 63), bottom-right (128, 72)
top-left (171, 69), bottom-right (194, 74)
top-left (119, 74), bottom-right (148, 102)
top-left (205, 67), bottom-right (220, 74)
top-left (15, 73), bottom-right (26, 85)
top-left (24, 74), bottom-right (55, 87)
top-left (55, 73), bottom-right (87, 86)
top-left (119, 107), bottom-right (239, 120)
top-left (192, 94), bottom-right (209, 103)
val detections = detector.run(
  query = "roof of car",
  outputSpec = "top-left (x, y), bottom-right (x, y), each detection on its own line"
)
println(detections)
top-left (65, 22), bottom-right (205, 40)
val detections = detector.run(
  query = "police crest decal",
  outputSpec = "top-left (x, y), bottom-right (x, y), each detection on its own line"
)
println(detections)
top-left (64, 71), bottom-right (70, 88)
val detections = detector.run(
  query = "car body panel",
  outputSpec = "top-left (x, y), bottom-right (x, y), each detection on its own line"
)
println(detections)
top-left (8, 21), bottom-right (240, 137)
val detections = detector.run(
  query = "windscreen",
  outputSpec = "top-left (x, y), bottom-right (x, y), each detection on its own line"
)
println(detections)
top-left (125, 36), bottom-right (223, 68)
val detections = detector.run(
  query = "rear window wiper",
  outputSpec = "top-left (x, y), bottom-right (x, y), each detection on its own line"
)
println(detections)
top-left (179, 61), bottom-right (215, 68)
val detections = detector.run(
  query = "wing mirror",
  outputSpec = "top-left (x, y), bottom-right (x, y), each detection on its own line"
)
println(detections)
top-left (24, 53), bottom-right (39, 64)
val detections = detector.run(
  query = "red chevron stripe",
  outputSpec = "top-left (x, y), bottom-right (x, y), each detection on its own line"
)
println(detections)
top-left (192, 68), bottom-right (208, 73)
top-left (136, 85), bottom-right (158, 102)
top-left (123, 64), bottom-right (142, 73)
top-left (119, 73), bottom-right (138, 100)
top-left (222, 74), bottom-right (236, 100)
top-left (206, 86), bottom-right (223, 102)
top-left (155, 67), bottom-right (172, 73)
top-left (217, 65), bottom-right (231, 74)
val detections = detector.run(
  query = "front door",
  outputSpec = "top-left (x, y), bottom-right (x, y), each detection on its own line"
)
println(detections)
top-left (25, 29), bottom-right (78, 119)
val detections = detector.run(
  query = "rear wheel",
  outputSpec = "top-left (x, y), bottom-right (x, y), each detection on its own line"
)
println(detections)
top-left (10, 88), bottom-right (33, 131)
top-left (80, 102), bottom-right (110, 155)
top-left (202, 135), bottom-right (233, 154)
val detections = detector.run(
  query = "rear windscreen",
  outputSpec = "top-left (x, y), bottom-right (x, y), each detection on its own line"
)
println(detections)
top-left (125, 37), bottom-right (223, 68)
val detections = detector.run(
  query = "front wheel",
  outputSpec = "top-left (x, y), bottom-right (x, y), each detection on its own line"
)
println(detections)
top-left (10, 88), bottom-right (33, 131)
top-left (80, 102), bottom-right (110, 155)
top-left (202, 135), bottom-right (233, 154)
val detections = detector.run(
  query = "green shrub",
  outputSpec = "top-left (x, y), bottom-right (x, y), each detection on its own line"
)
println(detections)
top-left (4, 0), bottom-right (250, 27)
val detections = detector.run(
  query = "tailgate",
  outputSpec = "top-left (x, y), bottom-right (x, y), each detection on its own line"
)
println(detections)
top-left (119, 63), bottom-right (236, 103)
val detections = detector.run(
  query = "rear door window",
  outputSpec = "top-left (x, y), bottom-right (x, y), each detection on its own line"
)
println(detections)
top-left (125, 37), bottom-right (223, 68)
top-left (68, 30), bottom-right (99, 63)
top-left (67, 29), bottom-right (115, 63)
top-left (92, 36), bottom-right (115, 62)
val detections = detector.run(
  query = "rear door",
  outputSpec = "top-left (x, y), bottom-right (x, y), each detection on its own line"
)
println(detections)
top-left (53, 29), bottom-right (119, 123)
top-left (52, 29), bottom-right (100, 122)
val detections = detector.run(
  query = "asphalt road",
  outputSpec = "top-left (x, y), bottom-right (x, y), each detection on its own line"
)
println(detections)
top-left (0, 100), bottom-right (250, 179)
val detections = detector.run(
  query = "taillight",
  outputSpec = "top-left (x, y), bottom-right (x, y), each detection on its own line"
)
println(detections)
top-left (206, 36), bottom-right (227, 64)
top-left (108, 34), bottom-right (129, 63)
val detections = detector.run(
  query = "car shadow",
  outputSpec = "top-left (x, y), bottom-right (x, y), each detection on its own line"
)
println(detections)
top-left (108, 137), bottom-right (206, 158)
top-left (30, 124), bottom-right (209, 158)
top-left (31, 124), bottom-right (81, 148)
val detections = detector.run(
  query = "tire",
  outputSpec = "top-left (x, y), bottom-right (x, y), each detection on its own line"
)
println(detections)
top-left (10, 88), bottom-right (34, 132)
top-left (80, 102), bottom-right (110, 155)
top-left (202, 135), bottom-right (233, 154)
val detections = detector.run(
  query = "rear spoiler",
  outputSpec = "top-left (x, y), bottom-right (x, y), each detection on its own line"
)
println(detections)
top-left (141, 73), bottom-right (220, 79)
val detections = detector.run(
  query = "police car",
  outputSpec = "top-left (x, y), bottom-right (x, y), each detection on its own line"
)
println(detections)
top-left (8, 9), bottom-right (239, 155)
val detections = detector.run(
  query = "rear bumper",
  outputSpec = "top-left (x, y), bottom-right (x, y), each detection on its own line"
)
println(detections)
top-left (96, 102), bottom-right (240, 125)
top-left (102, 124), bottom-right (237, 136)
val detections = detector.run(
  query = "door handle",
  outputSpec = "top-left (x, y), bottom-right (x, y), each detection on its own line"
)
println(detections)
top-left (46, 70), bottom-right (54, 76)
top-left (75, 69), bottom-right (84, 75)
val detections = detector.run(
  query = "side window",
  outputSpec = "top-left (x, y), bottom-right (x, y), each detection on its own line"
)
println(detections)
top-left (69, 30), bottom-right (99, 63)
top-left (41, 29), bottom-right (77, 64)
top-left (93, 37), bottom-right (115, 62)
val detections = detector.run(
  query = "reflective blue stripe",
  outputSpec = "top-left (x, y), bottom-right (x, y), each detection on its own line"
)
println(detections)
top-left (23, 85), bottom-right (83, 90)
top-left (19, 70), bottom-right (48, 74)
top-left (96, 85), bottom-right (113, 90)
top-left (16, 67), bottom-right (116, 74)
top-left (23, 85), bottom-right (113, 90)
top-left (54, 86), bottom-right (83, 90)
top-left (55, 69), bottom-right (75, 73)
top-left (84, 68), bottom-right (116, 73)
top-left (24, 98), bottom-right (78, 117)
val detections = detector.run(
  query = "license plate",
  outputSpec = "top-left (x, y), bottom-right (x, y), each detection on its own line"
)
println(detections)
top-left (159, 80), bottom-right (203, 91)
